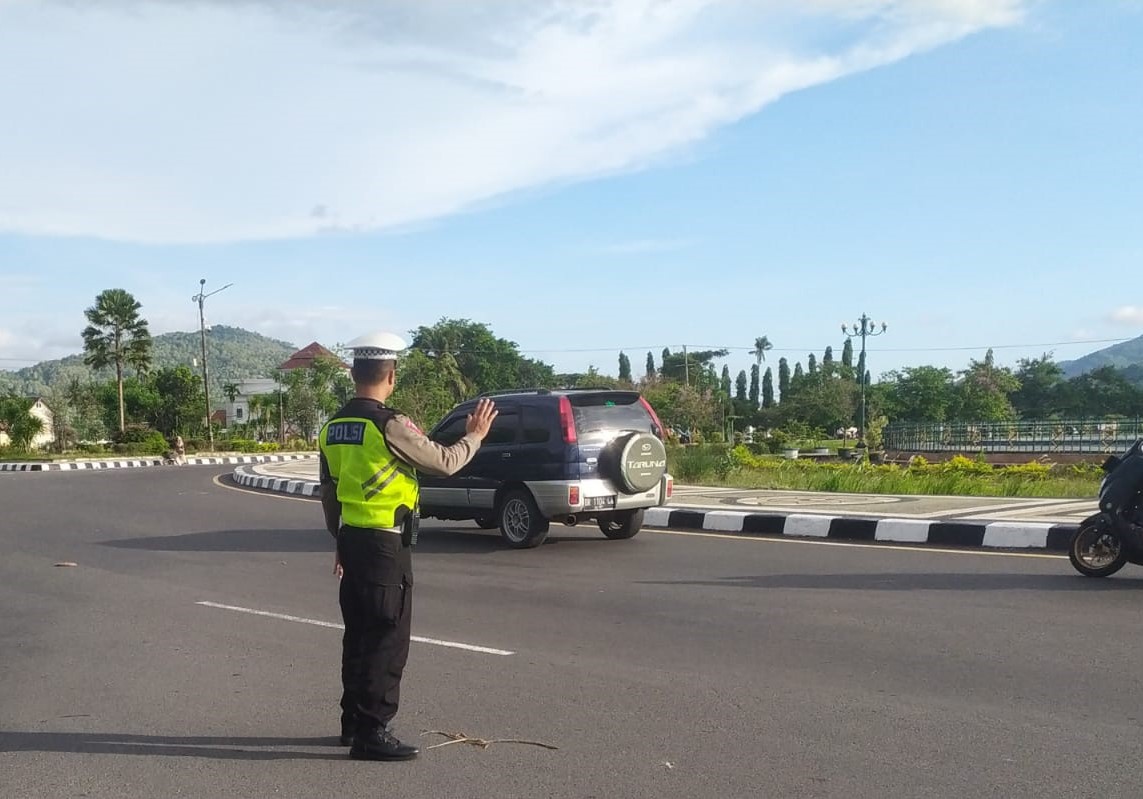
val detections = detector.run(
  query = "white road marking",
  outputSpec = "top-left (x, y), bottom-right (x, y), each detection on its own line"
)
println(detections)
top-left (195, 601), bottom-right (515, 655)
top-left (643, 527), bottom-right (1066, 560)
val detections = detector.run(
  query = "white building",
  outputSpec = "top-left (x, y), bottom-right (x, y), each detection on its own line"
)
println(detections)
top-left (0, 396), bottom-right (55, 450)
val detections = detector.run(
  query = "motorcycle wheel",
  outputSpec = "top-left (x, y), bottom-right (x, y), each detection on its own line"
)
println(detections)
top-left (1068, 514), bottom-right (1128, 578)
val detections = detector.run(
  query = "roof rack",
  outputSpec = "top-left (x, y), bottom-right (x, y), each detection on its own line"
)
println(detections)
top-left (476, 388), bottom-right (553, 398)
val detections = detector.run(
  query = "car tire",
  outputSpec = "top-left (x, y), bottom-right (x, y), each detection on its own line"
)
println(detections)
top-left (498, 489), bottom-right (550, 549)
top-left (599, 508), bottom-right (644, 540)
top-left (474, 516), bottom-right (498, 529)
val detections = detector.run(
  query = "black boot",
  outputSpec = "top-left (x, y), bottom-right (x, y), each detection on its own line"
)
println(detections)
top-left (349, 725), bottom-right (419, 761)
top-left (339, 711), bottom-right (356, 746)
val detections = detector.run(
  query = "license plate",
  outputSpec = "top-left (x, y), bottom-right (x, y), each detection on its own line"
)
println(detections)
top-left (585, 495), bottom-right (616, 510)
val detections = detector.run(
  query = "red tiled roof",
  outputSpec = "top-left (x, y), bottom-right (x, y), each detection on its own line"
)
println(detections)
top-left (277, 342), bottom-right (348, 371)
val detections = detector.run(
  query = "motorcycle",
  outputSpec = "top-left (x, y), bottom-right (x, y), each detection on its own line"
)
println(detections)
top-left (1069, 437), bottom-right (1143, 577)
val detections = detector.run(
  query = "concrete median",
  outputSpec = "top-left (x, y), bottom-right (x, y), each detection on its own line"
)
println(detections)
top-left (230, 465), bottom-right (1079, 552)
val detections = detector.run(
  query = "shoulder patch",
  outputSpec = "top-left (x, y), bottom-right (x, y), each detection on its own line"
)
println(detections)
top-left (403, 417), bottom-right (423, 434)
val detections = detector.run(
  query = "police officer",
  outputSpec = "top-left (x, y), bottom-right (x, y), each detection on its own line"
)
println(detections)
top-left (318, 331), bottom-right (497, 761)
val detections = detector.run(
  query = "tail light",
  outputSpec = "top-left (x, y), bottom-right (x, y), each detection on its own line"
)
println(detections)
top-left (639, 396), bottom-right (665, 439)
top-left (568, 485), bottom-right (581, 506)
top-left (559, 395), bottom-right (577, 443)
top-left (666, 476), bottom-right (673, 498)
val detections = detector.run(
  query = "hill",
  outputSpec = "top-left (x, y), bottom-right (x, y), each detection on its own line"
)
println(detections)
top-left (1058, 333), bottom-right (1143, 380)
top-left (0, 326), bottom-right (299, 397)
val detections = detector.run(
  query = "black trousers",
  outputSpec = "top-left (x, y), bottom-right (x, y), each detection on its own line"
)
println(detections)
top-left (336, 526), bottom-right (413, 733)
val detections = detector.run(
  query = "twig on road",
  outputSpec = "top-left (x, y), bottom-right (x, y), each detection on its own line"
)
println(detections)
top-left (420, 730), bottom-right (559, 751)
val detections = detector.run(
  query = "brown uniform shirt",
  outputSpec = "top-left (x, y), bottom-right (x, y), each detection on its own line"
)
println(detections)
top-left (382, 413), bottom-right (480, 476)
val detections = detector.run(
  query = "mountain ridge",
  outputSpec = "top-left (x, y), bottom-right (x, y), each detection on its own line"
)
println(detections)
top-left (0, 326), bottom-right (301, 397)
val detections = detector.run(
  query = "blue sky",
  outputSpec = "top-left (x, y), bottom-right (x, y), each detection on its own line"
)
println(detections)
top-left (1, 0), bottom-right (1141, 382)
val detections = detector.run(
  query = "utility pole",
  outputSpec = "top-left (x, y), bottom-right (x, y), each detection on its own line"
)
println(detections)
top-left (192, 278), bottom-right (233, 452)
top-left (841, 313), bottom-right (888, 451)
top-left (683, 345), bottom-right (689, 387)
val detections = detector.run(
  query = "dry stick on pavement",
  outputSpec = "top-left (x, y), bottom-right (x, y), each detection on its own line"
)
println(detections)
top-left (421, 730), bottom-right (559, 751)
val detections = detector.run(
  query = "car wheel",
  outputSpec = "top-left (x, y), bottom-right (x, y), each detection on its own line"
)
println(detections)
top-left (474, 516), bottom-right (498, 530)
top-left (598, 508), bottom-right (644, 540)
top-left (498, 489), bottom-right (550, 549)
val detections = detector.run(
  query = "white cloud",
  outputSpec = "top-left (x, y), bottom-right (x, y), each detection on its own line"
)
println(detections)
top-left (1108, 306), bottom-right (1143, 326)
top-left (0, 0), bottom-right (1028, 244)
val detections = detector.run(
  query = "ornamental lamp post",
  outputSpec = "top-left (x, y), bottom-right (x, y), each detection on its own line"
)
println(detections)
top-left (841, 314), bottom-right (888, 452)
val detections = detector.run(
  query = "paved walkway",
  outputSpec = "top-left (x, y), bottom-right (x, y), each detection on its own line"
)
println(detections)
top-left (248, 459), bottom-right (1095, 525)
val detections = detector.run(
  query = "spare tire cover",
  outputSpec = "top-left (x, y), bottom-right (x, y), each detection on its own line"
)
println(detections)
top-left (616, 433), bottom-right (668, 494)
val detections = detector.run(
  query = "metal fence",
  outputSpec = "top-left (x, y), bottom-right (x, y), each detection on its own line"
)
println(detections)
top-left (884, 418), bottom-right (1143, 454)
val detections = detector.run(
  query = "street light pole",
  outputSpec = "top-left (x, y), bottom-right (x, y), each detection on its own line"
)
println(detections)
top-left (841, 313), bottom-right (888, 450)
top-left (192, 278), bottom-right (233, 452)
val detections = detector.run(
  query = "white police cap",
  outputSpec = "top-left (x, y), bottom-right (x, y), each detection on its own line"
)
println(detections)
top-left (345, 331), bottom-right (407, 361)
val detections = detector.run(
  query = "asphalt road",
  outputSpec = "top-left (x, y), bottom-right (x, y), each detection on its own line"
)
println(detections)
top-left (3, 467), bottom-right (1143, 799)
top-left (252, 459), bottom-right (1098, 523)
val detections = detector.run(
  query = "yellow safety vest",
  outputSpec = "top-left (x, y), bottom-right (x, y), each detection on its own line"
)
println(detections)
top-left (318, 401), bottom-right (419, 530)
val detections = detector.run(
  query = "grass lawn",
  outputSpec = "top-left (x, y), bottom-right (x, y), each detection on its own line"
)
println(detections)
top-left (669, 445), bottom-right (1102, 499)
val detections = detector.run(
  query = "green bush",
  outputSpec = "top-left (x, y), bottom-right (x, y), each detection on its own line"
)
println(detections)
top-left (75, 442), bottom-right (110, 455)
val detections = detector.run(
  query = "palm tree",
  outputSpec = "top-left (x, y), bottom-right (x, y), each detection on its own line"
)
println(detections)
top-left (82, 288), bottom-right (152, 433)
top-left (752, 336), bottom-right (773, 370)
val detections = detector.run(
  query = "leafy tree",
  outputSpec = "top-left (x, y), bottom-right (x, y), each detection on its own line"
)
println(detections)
top-left (762, 367), bottom-right (775, 409)
top-left (881, 365), bottom-right (956, 422)
top-left (749, 364), bottom-right (760, 408)
top-left (411, 318), bottom-right (555, 395)
top-left (951, 349), bottom-right (1020, 422)
top-left (96, 378), bottom-right (159, 434)
top-left (720, 365), bottom-right (732, 398)
top-left (222, 381), bottom-right (240, 404)
top-left (856, 350), bottom-right (866, 387)
top-left (559, 366), bottom-right (622, 390)
top-left (1011, 354), bottom-right (1063, 419)
top-left (841, 338), bottom-right (854, 369)
top-left (1057, 366), bottom-right (1143, 417)
top-left (659, 348), bottom-right (728, 384)
top-left (822, 346), bottom-right (834, 375)
top-left (0, 394), bottom-right (46, 451)
top-left (82, 288), bottom-right (152, 433)
top-left (792, 362), bottom-right (805, 394)
top-left (284, 355), bottom-right (350, 443)
top-left (618, 352), bottom-right (633, 384)
top-left (779, 371), bottom-right (858, 434)
top-left (641, 381), bottom-right (719, 437)
top-left (645, 351), bottom-right (656, 380)
top-left (390, 349), bottom-right (461, 430)
top-left (62, 378), bottom-right (107, 443)
top-left (149, 365), bottom-right (205, 437)
top-left (735, 370), bottom-right (748, 402)
top-left (807, 353), bottom-right (817, 375)
top-left (778, 358), bottom-right (790, 402)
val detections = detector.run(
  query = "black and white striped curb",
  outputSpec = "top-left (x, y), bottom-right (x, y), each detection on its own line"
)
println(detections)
top-left (644, 507), bottom-right (1079, 552)
top-left (232, 465), bottom-right (321, 497)
top-left (0, 453), bottom-right (317, 472)
top-left (225, 465), bottom-right (1081, 552)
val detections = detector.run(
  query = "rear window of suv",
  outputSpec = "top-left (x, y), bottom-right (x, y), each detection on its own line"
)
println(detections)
top-left (569, 393), bottom-right (653, 436)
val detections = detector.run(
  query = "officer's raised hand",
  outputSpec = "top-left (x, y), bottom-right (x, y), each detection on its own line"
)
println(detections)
top-left (466, 398), bottom-right (498, 440)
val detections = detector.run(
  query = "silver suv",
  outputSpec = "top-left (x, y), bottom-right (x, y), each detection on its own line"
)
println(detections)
top-left (420, 388), bottom-right (673, 548)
